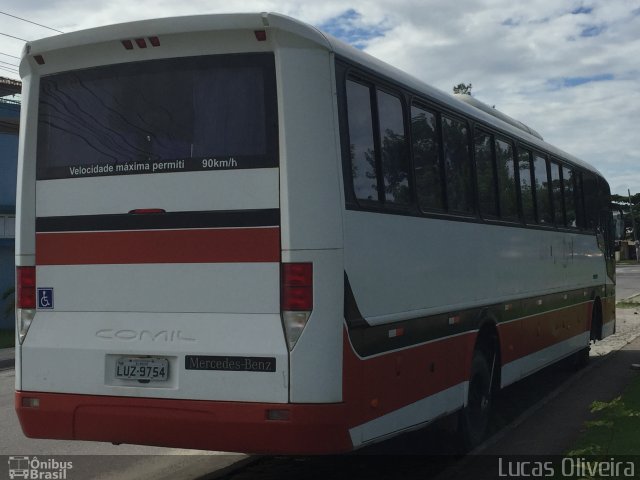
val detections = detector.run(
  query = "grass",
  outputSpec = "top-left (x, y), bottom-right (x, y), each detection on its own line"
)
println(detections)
top-left (0, 329), bottom-right (14, 349)
top-left (616, 301), bottom-right (640, 309)
top-left (567, 374), bottom-right (640, 456)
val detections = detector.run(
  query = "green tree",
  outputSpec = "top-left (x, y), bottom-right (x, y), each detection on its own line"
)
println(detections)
top-left (611, 193), bottom-right (640, 240)
top-left (453, 83), bottom-right (472, 95)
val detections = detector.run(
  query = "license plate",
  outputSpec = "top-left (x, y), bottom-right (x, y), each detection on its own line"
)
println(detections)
top-left (115, 357), bottom-right (169, 381)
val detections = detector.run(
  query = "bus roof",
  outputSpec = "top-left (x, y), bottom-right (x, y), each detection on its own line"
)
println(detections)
top-left (23, 11), bottom-right (603, 178)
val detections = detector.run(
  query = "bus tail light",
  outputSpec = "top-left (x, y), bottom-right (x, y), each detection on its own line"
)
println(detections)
top-left (16, 266), bottom-right (36, 345)
top-left (17, 267), bottom-right (36, 309)
top-left (281, 263), bottom-right (312, 351)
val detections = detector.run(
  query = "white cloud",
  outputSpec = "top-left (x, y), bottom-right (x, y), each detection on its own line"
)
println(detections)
top-left (0, 0), bottom-right (638, 194)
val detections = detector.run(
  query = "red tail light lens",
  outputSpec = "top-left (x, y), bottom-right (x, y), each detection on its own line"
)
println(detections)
top-left (17, 266), bottom-right (36, 309)
top-left (281, 263), bottom-right (312, 311)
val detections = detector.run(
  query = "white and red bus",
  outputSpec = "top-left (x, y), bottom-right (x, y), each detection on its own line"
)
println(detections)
top-left (15, 12), bottom-right (615, 454)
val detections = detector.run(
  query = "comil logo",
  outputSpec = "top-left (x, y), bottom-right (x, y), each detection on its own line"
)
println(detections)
top-left (7, 456), bottom-right (73, 479)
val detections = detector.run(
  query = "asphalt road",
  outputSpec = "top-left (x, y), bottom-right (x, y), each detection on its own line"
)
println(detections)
top-left (615, 263), bottom-right (640, 300)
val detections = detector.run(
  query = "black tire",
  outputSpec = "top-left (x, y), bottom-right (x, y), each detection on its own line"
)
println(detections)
top-left (572, 345), bottom-right (590, 369)
top-left (458, 348), bottom-right (493, 450)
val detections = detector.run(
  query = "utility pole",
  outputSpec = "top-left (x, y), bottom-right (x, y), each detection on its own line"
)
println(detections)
top-left (629, 189), bottom-right (639, 263)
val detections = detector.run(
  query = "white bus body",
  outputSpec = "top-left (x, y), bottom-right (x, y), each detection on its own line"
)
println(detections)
top-left (15, 13), bottom-right (615, 454)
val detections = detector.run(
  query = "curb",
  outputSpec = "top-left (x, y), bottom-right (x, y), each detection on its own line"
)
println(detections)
top-left (621, 292), bottom-right (640, 303)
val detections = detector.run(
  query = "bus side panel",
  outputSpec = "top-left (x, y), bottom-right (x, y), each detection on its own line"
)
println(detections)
top-left (274, 33), bottom-right (345, 403)
top-left (344, 212), bottom-right (604, 325)
top-left (340, 211), bottom-right (602, 442)
top-left (274, 34), bottom-right (343, 252)
top-left (499, 299), bottom-right (591, 387)
top-left (14, 72), bottom-right (40, 391)
top-left (343, 328), bottom-right (475, 447)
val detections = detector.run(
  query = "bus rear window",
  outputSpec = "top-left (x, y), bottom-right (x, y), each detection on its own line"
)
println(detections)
top-left (36, 53), bottom-right (278, 180)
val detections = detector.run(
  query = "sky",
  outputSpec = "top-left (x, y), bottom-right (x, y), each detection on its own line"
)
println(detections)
top-left (0, 0), bottom-right (638, 196)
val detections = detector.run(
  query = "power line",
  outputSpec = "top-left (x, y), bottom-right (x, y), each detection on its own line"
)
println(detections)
top-left (0, 10), bottom-right (64, 34)
top-left (0, 32), bottom-right (27, 42)
top-left (0, 51), bottom-right (20, 59)
top-left (0, 65), bottom-right (18, 74)
top-left (0, 60), bottom-right (18, 67)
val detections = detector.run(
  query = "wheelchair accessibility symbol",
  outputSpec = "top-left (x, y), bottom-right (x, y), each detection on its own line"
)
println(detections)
top-left (37, 288), bottom-right (54, 309)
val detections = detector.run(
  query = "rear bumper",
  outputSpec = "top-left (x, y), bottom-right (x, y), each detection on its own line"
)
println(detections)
top-left (15, 391), bottom-right (352, 454)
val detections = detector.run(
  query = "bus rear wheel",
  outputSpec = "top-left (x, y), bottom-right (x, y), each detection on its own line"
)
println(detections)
top-left (458, 348), bottom-right (493, 450)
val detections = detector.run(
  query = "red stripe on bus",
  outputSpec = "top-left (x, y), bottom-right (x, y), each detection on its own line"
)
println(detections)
top-left (15, 391), bottom-right (351, 454)
top-left (36, 227), bottom-right (280, 265)
top-left (498, 301), bottom-right (591, 364)
top-left (343, 328), bottom-right (475, 427)
top-left (342, 299), bottom-right (593, 428)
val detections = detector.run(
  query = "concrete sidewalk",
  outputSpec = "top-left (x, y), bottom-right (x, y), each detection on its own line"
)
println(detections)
top-left (478, 330), bottom-right (640, 455)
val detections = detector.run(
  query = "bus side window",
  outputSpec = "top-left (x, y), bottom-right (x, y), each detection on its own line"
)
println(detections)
top-left (377, 90), bottom-right (410, 205)
top-left (346, 79), bottom-right (379, 203)
top-left (562, 166), bottom-right (577, 227)
top-left (411, 105), bottom-right (444, 211)
top-left (583, 172), bottom-right (599, 231)
top-left (474, 131), bottom-right (498, 217)
top-left (495, 138), bottom-right (519, 220)
top-left (442, 116), bottom-right (473, 214)
top-left (575, 171), bottom-right (586, 229)
top-left (518, 149), bottom-right (536, 224)
top-left (533, 154), bottom-right (552, 224)
top-left (550, 161), bottom-right (564, 226)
